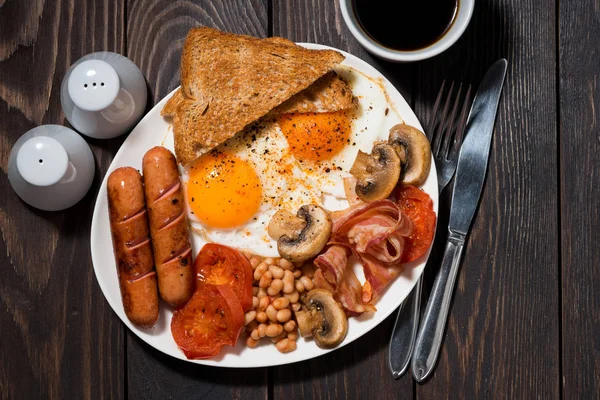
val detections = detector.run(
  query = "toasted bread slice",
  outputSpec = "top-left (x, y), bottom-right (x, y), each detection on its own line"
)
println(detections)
top-left (162, 27), bottom-right (345, 165)
top-left (164, 72), bottom-right (356, 119)
top-left (272, 71), bottom-right (356, 114)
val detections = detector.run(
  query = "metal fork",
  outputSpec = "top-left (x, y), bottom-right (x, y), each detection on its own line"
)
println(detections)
top-left (389, 81), bottom-right (472, 379)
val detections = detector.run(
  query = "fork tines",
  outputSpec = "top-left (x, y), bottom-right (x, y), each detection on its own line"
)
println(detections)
top-left (427, 81), bottom-right (473, 161)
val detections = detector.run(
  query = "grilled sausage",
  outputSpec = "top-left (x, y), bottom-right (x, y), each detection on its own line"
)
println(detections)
top-left (142, 147), bottom-right (194, 308)
top-left (107, 167), bottom-right (159, 328)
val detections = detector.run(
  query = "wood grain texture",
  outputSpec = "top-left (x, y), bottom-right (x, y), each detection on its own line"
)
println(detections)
top-left (125, 1), bottom-right (269, 398)
top-left (271, 1), bottom-right (415, 398)
top-left (0, 1), bottom-right (125, 399)
top-left (414, 0), bottom-right (560, 398)
top-left (559, 0), bottom-right (600, 398)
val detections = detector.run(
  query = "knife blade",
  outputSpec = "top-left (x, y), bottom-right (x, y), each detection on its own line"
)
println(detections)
top-left (411, 59), bottom-right (508, 382)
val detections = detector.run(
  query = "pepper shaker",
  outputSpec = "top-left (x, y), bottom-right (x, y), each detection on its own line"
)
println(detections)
top-left (60, 51), bottom-right (148, 139)
top-left (8, 125), bottom-right (95, 211)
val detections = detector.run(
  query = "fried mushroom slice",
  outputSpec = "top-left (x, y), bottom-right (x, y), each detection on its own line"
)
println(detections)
top-left (295, 289), bottom-right (348, 349)
top-left (388, 124), bottom-right (432, 186)
top-left (268, 205), bottom-right (332, 263)
top-left (349, 142), bottom-right (401, 202)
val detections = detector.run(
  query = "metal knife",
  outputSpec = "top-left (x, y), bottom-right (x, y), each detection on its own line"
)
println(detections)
top-left (411, 59), bottom-right (508, 382)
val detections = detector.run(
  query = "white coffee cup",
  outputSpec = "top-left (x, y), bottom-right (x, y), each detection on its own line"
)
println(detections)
top-left (339, 0), bottom-right (475, 62)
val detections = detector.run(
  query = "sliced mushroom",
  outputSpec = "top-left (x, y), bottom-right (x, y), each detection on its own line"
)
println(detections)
top-left (294, 289), bottom-right (348, 349)
top-left (349, 142), bottom-right (401, 202)
top-left (388, 124), bottom-right (432, 186)
top-left (268, 205), bottom-right (332, 263)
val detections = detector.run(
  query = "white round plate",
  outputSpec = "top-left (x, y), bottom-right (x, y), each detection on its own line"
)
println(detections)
top-left (90, 43), bottom-right (438, 368)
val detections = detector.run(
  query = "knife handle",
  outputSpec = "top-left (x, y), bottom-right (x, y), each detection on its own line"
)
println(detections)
top-left (388, 276), bottom-right (422, 379)
top-left (411, 232), bottom-right (465, 382)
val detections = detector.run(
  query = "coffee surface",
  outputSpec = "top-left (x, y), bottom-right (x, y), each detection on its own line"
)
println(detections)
top-left (353, 0), bottom-right (459, 51)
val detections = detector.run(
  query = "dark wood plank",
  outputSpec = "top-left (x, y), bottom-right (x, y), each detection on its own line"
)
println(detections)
top-left (125, 1), bottom-right (269, 398)
top-left (0, 1), bottom-right (125, 399)
top-left (271, 1), bottom-right (415, 398)
top-left (414, 0), bottom-right (560, 398)
top-left (559, 1), bottom-right (600, 398)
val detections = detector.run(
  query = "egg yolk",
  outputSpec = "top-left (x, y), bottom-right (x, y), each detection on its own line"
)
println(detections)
top-left (186, 153), bottom-right (261, 229)
top-left (276, 111), bottom-right (351, 161)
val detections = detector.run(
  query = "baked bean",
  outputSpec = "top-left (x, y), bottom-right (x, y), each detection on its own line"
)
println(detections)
top-left (269, 294), bottom-right (281, 302)
top-left (252, 296), bottom-right (259, 309)
top-left (264, 257), bottom-right (276, 266)
top-left (272, 297), bottom-right (290, 310)
top-left (266, 305), bottom-right (278, 322)
top-left (284, 290), bottom-right (299, 304)
top-left (295, 280), bottom-right (305, 293)
top-left (291, 303), bottom-right (302, 312)
top-left (246, 337), bottom-right (259, 348)
top-left (257, 295), bottom-right (270, 311)
top-left (283, 320), bottom-right (296, 332)
top-left (279, 258), bottom-right (294, 270)
top-left (276, 338), bottom-right (297, 353)
top-left (259, 271), bottom-right (273, 288)
top-left (245, 311), bottom-right (257, 325)
top-left (266, 323), bottom-right (284, 337)
top-left (293, 269), bottom-right (302, 278)
top-left (269, 265), bottom-right (285, 279)
top-left (258, 323), bottom-right (267, 338)
top-left (249, 256), bottom-right (261, 269)
top-left (276, 308), bottom-right (292, 323)
top-left (254, 262), bottom-right (268, 281)
top-left (256, 311), bottom-right (268, 323)
top-left (267, 279), bottom-right (283, 296)
top-left (287, 331), bottom-right (299, 341)
top-left (252, 286), bottom-right (259, 296)
top-left (250, 329), bottom-right (260, 341)
top-left (300, 276), bottom-right (314, 291)
top-left (257, 288), bottom-right (268, 298)
top-left (283, 270), bottom-right (294, 294)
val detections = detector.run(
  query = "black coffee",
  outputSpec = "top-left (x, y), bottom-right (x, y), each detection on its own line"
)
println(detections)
top-left (353, 0), bottom-right (459, 51)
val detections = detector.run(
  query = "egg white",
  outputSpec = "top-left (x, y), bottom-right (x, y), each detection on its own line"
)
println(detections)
top-left (181, 65), bottom-right (404, 257)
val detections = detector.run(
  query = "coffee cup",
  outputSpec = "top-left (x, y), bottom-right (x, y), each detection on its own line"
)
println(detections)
top-left (339, 0), bottom-right (475, 62)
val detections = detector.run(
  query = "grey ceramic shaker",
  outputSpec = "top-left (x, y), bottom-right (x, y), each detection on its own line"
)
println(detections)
top-left (60, 51), bottom-right (148, 139)
top-left (8, 125), bottom-right (95, 211)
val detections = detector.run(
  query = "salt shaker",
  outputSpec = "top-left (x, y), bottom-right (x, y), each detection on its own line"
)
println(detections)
top-left (60, 51), bottom-right (148, 139)
top-left (8, 125), bottom-right (95, 211)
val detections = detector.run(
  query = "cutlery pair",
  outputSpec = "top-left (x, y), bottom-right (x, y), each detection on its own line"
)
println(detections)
top-left (389, 59), bottom-right (508, 382)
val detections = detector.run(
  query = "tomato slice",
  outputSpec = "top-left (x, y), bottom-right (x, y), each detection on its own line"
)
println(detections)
top-left (171, 283), bottom-right (244, 359)
top-left (194, 244), bottom-right (253, 311)
top-left (396, 185), bottom-right (437, 263)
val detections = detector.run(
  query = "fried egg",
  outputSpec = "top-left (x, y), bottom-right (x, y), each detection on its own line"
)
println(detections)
top-left (181, 65), bottom-right (404, 257)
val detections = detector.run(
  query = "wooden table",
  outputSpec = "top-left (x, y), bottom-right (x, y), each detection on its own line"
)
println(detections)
top-left (1, 0), bottom-right (598, 398)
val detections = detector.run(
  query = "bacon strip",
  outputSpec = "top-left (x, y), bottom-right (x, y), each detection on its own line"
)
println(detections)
top-left (313, 245), bottom-right (350, 291)
top-left (314, 199), bottom-right (415, 313)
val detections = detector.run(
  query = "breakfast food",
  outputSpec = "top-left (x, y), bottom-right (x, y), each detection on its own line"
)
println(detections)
top-left (243, 255), bottom-right (312, 352)
top-left (161, 27), bottom-right (347, 165)
top-left (107, 167), bottom-right (159, 328)
top-left (273, 71), bottom-right (357, 114)
top-left (142, 147), bottom-right (194, 307)
top-left (194, 244), bottom-right (253, 312)
top-left (171, 283), bottom-right (244, 359)
top-left (295, 289), bottom-right (348, 349)
top-left (388, 124), bottom-right (432, 187)
top-left (103, 27), bottom-right (437, 361)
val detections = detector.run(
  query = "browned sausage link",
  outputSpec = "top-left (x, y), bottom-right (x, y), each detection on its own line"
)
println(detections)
top-left (142, 147), bottom-right (194, 308)
top-left (107, 167), bottom-right (159, 328)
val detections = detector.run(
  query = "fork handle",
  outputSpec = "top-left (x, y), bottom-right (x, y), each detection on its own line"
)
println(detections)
top-left (412, 231), bottom-right (465, 382)
top-left (388, 276), bottom-right (422, 379)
